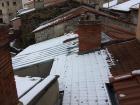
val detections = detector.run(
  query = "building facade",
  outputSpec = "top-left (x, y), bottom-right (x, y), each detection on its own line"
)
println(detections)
top-left (0, 0), bottom-right (22, 24)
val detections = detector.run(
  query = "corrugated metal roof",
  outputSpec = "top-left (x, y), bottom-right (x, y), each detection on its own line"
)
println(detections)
top-left (12, 33), bottom-right (78, 69)
top-left (110, 0), bottom-right (140, 11)
top-left (107, 39), bottom-right (140, 76)
top-left (110, 72), bottom-right (140, 105)
top-left (107, 39), bottom-right (140, 105)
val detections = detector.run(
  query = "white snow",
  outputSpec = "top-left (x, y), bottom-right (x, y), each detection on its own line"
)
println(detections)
top-left (103, 0), bottom-right (118, 8)
top-left (19, 75), bottom-right (56, 105)
top-left (50, 49), bottom-right (112, 105)
top-left (22, 0), bottom-right (33, 8)
top-left (114, 74), bottom-right (132, 80)
top-left (15, 76), bottom-right (41, 98)
top-left (132, 70), bottom-right (140, 75)
top-left (33, 14), bottom-right (72, 32)
top-left (18, 8), bottom-right (35, 15)
top-left (131, 3), bottom-right (139, 9)
top-left (12, 33), bottom-right (78, 69)
top-left (110, 0), bottom-right (140, 11)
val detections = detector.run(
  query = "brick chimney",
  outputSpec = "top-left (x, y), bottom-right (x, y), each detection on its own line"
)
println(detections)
top-left (76, 20), bottom-right (101, 54)
top-left (0, 25), bottom-right (18, 105)
top-left (136, 4), bottom-right (140, 41)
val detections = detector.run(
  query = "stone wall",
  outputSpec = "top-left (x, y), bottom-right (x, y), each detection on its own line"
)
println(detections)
top-left (34, 13), bottom-right (97, 43)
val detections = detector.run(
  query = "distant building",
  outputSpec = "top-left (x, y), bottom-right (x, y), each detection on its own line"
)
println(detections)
top-left (0, 0), bottom-right (22, 24)
top-left (73, 0), bottom-right (107, 7)
top-left (33, 6), bottom-right (136, 43)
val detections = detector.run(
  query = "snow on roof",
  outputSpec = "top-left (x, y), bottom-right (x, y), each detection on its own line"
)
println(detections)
top-left (22, 0), bottom-right (33, 7)
top-left (103, 0), bottom-right (118, 8)
top-left (33, 15), bottom-right (70, 32)
top-left (110, 0), bottom-right (140, 11)
top-left (19, 75), bottom-right (57, 105)
top-left (50, 49), bottom-right (112, 105)
top-left (18, 8), bottom-right (35, 15)
top-left (131, 3), bottom-right (140, 9)
top-left (15, 76), bottom-right (41, 98)
top-left (12, 33), bottom-right (78, 69)
top-left (10, 17), bottom-right (20, 21)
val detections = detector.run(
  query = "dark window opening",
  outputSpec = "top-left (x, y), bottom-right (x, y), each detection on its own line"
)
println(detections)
top-left (2, 2), bottom-right (4, 7)
top-left (13, 2), bottom-right (16, 6)
top-left (0, 18), bottom-right (3, 23)
top-left (7, 1), bottom-right (9, 6)
top-left (106, 83), bottom-right (118, 105)
top-left (0, 10), bottom-right (2, 15)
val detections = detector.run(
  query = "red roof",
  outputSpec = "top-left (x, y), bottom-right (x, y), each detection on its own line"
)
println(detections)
top-left (110, 72), bottom-right (140, 105)
top-left (106, 39), bottom-right (140, 105)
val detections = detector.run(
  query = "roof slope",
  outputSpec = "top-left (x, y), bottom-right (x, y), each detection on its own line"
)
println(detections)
top-left (12, 33), bottom-right (78, 69)
top-left (50, 50), bottom-right (112, 105)
top-left (110, 71), bottom-right (140, 105)
top-left (107, 39), bottom-right (140, 76)
top-left (103, 0), bottom-right (118, 8)
top-left (107, 39), bottom-right (140, 105)
top-left (33, 6), bottom-right (117, 33)
top-left (110, 0), bottom-right (140, 11)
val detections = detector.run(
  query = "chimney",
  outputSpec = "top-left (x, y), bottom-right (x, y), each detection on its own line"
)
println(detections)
top-left (136, 4), bottom-right (140, 41)
top-left (76, 19), bottom-right (101, 54)
top-left (0, 25), bottom-right (18, 105)
top-left (34, 0), bottom-right (44, 9)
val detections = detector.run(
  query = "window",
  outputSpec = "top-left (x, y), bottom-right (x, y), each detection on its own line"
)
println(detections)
top-left (0, 10), bottom-right (2, 15)
top-left (7, 1), bottom-right (9, 6)
top-left (0, 18), bottom-right (3, 23)
top-left (2, 2), bottom-right (4, 7)
top-left (13, 2), bottom-right (16, 6)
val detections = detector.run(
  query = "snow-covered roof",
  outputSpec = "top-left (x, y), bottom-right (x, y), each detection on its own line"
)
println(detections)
top-left (18, 8), bottom-right (35, 15)
top-left (50, 49), bottom-right (113, 105)
top-left (103, 0), bottom-right (118, 8)
top-left (15, 76), bottom-right (41, 98)
top-left (10, 17), bottom-right (20, 22)
top-left (22, 0), bottom-right (33, 8)
top-left (131, 3), bottom-right (140, 10)
top-left (12, 33), bottom-right (78, 69)
top-left (19, 75), bottom-right (57, 105)
top-left (110, 0), bottom-right (140, 11)
top-left (15, 75), bottom-right (58, 105)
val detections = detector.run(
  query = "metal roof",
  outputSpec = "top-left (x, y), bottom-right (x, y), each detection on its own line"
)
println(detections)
top-left (50, 49), bottom-right (112, 105)
top-left (12, 33), bottom-right (78, 70)
top-left (107, 39), bottom-right (140, 105)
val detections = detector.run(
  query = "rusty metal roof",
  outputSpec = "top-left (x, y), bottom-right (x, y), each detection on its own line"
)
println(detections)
top-left (110, 72), bottom-right (140, 105)
top-left (106, 39), bottom-right (140, 105)
top-left (102, 24), bottom-right (135, 41)
top-left (107, 39), bottom-right (140, 76)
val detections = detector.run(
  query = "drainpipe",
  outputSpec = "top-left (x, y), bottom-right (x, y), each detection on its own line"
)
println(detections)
top-left (136, 4), bottom-right (140, 41)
